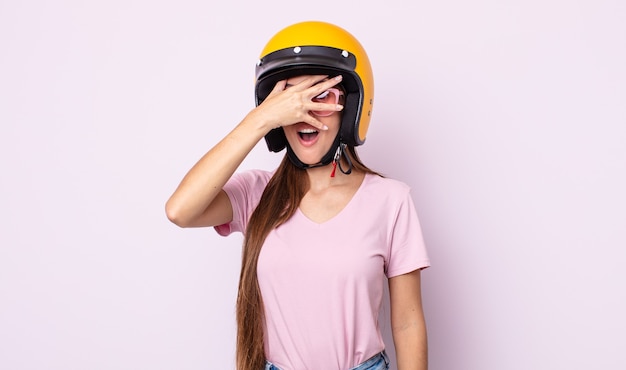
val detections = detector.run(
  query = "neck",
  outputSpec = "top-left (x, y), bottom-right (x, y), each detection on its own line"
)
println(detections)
top-left (305, 160), bottom-right (359, 190)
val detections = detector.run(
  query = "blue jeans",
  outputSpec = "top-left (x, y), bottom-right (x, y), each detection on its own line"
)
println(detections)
top-left (264, 350), bottom-right (390, 370)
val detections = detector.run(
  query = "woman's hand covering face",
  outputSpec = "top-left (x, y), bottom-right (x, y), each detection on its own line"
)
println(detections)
top-left (252, 75), bottom-right (344, 133)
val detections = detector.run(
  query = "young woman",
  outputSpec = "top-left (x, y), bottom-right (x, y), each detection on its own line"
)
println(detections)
top-left (166, 21), bottom-right (430, 370)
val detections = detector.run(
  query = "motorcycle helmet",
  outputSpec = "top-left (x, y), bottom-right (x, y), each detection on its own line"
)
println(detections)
top-left (255, 21), bottom-right (374, 169)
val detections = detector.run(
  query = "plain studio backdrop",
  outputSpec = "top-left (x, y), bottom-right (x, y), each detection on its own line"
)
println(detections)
top-left (1, 0), bottom-right (625, 369)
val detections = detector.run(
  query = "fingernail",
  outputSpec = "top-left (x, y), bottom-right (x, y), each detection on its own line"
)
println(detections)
top-left (336, 104), bottom-right (344, 111)
top-left (335, 75), bottom-right (343, 81)
top-left (322, 125), bottom-right (329, 130)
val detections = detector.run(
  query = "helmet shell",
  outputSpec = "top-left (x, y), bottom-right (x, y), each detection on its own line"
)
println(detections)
top-left (255, 21), bottom-right (374, 151)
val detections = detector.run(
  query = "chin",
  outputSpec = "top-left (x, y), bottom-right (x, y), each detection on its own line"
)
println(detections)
top-left (286, 140), bottom-right (333, 167)
top-left (293, 151), bottom-right (327, 166)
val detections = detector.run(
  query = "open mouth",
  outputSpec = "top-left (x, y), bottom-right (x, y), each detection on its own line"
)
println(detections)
top-left (298, 128), bottom-right (319, 142)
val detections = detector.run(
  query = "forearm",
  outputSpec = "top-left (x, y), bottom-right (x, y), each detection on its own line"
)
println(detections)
top-left (166, 76), bottom-right (338, 227)
top-left (165, 113), bottom-right (270, 227)
top-left (392, 318), bottom-right (428, 370)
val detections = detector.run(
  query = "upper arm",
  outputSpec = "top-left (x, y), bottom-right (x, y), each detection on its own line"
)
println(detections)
top-left (389, 269), bottom-right (425, 328)
top-left (187, 189), bottom-right (233, 228)
top-left (165, 190), bottom-right (233, 227)
top-left (389, 269), bottom-right (428, 369)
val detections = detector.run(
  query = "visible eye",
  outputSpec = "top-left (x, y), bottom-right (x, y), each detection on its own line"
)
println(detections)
top-left (313, 90), bottom-right (330, 101)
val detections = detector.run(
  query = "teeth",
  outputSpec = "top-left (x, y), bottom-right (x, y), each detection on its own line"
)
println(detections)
top-left (299, 128), bottom-right (318, 134)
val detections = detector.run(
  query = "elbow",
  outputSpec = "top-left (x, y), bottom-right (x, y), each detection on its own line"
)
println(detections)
top-left (165, 200), bottom-right (192, 228)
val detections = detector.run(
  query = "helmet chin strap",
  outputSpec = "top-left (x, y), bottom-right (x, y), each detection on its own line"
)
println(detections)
top-left (285, 133), bottom-right (353, 177)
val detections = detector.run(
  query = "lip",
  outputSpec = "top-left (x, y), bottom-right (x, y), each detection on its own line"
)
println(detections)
top-left (293, 123), bottom-right (320, 147)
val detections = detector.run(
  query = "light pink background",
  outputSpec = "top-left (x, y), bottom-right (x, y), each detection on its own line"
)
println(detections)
top-left (1, 1), bottom-right (625, 369)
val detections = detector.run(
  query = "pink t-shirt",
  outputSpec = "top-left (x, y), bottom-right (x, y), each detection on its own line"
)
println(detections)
top-left (216, 170), bottom-right (430, 370)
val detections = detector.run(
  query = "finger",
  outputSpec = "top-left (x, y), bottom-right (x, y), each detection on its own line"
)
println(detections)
top-left (289, 75), bottom-right (329, 91)
top-left (309, 102), bottom-right (344, 113)
top-left (306, 75), bottom-right (344, 98)
top-left (302, 115), bottom-right (329, 131)
top-left (323, 75), bottom-right (343, 88)
top-left (271, 80), bottom-right (288, 95)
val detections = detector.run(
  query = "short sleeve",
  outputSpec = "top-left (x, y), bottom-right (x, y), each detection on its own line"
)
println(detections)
top-left (213, 169), bottom-right (272, 236)
top-left (385, 189), bottom-right (430, 278)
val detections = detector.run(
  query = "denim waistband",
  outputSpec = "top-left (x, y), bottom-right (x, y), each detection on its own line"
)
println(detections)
top-left (264, 350), bottom-right (389, 370)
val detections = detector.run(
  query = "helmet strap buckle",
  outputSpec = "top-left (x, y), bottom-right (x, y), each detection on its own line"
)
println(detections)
top-left (330, 143), bottom-right (352, 178)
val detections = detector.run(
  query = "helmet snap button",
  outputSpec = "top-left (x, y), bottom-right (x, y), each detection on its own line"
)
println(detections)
top-left (293, 46), bottom-right (302, 54)
top-left (341, 50), bottom-right (349, 58)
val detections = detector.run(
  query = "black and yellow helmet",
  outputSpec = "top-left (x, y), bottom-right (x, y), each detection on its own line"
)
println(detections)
top-left (255, 21), bottom-right (374, 154)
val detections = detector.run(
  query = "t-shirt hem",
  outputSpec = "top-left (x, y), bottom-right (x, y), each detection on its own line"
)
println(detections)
top-left (386, 259), bottom-right (431, 278)
top-left (213, 185), bottom-right (241, 236)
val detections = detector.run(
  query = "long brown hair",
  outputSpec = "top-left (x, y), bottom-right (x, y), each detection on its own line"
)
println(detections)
top-left (235, 146), bottom-right (379, 370)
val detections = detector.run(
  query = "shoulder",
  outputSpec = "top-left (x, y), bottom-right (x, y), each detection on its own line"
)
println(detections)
top-left (362, 173), bottom-right (411, 197)
top-left (223, 169), bottom-right (275, 203)
top-left (229, 168), bottom-right (274, 188)
top-left (353, 174), bottom-right (415, 217)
